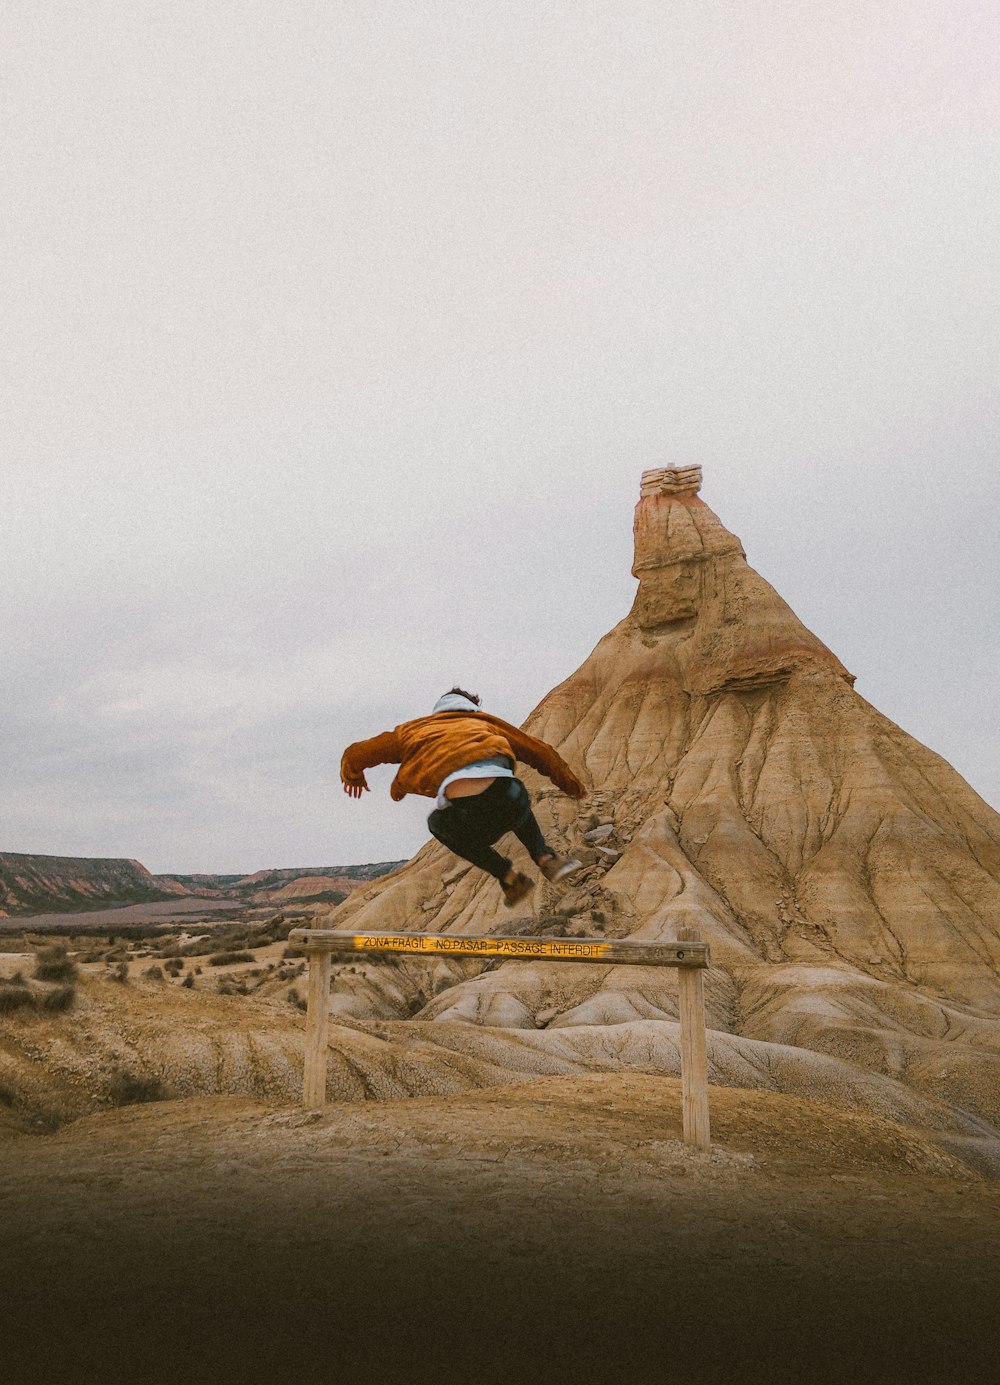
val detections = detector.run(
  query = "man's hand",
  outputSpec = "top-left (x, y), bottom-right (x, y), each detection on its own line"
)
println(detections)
top-left (343, 776), bottom-right (369, 799)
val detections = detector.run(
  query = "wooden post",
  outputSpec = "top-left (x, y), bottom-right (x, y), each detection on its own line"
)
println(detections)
top-left (302, 947), bottom-right (331, 1109)
top-left (676, 927), bottom-right (711, 1151)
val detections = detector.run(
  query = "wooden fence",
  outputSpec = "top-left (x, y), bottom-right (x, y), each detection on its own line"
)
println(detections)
top-left (287, 925), bottom-right (712, 1150)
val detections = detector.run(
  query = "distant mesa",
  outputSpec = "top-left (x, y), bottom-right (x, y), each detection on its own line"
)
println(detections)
top-left (0, 854), bottom-right (406, 919)
top-left (0, 853), bottom-right (179, 918)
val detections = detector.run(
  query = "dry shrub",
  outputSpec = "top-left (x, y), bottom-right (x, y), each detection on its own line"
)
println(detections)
top-left (178, 929), bottom-right (253, 959)
top-left (38, 985), bottom-right (75, 1012)
top-left (0, 982), bottom-right (75, 1014)
top-left (286, 988), bottom-right (306, 1012)
top-left (142, 964), bottom-right (164, 981)
top-left (107, 961), bottom-right (129, 983)
top-left (0, 985), bottom-right (37, 1014)
top-left (181, 973), bottom-right (194, 988)
top-left (34, 944), bottom-right (78, 984)
top-left (209, 950), bottom-right (255, 967)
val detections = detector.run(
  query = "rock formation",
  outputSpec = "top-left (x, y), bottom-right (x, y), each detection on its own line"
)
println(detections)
top-left (316, 468), bottom-right (1000, 1160)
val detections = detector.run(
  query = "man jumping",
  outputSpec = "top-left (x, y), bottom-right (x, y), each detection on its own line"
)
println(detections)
top-left (340, 687), bottom-right (586, 907)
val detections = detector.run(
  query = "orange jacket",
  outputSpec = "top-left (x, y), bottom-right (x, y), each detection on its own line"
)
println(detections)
top-left (341, 711), bottom-right (586, 802)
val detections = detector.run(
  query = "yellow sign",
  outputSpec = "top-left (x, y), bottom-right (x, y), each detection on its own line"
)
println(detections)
top-left (354, 934), bottom-right (611, 960)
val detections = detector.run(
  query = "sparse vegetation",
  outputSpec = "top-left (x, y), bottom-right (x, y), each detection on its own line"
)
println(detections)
top-left (34, 943), bottom-right (78, 984)
top-left (0, 985), bottom-right (37, 1013)
top-left (3, 921), bottom-right (172, 941)
top-left (286, 988), bottom-right (306, 1011)
top-left (0, 980), bottom-right (75, 1014)
top-left (79, 946), bottom-right (111, 963)
top-left (157, 916), bottom-right (293, 961)
top-left (2, 941), bottom-right (78, 1012)
top-left (142, 964), bottom-right (165, 981)
top-left (209, 950), bottom-right (256, 967)
top-left (181, 973), bottom-right (194, 988)
top-left (38, 985), bottom-right (75, 1012)
top-left (246, 917), bottom-right (293, 947)
top-left (107, 961), bottom-right (129, 983)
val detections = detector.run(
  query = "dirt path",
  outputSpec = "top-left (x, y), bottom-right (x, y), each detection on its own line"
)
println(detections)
top-left (3, 1073), bottom-right (998, 1385)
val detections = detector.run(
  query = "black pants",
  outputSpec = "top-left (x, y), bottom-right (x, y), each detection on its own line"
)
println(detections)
top-left (427, 777), bottom-right (553, 881)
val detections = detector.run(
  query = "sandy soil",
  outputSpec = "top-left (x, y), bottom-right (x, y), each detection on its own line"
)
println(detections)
top-left (3, 1073), bottom-right (998, 1385)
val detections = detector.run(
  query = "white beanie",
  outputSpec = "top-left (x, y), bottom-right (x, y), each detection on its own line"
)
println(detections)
top-left (431, 692), bottom-right (482, 714)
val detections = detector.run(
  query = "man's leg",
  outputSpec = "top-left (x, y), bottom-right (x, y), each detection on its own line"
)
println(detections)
top-left (428, 780), bottom-right (573, 889)
top-left (427, 804), bottom-right (513, 881)
top-left (506, 780), bottom-right (582, 881)
top-left (506, 782), bottom-right (557, 864)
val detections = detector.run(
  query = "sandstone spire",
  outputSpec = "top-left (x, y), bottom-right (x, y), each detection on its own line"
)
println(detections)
top-left (630, 463), bottom-right (853, 691)
top-left (326, 470), bottom-right (1000, 1160)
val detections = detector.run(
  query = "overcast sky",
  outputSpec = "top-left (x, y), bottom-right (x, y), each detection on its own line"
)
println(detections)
top-left (3, 1), bottom-right (998, 874)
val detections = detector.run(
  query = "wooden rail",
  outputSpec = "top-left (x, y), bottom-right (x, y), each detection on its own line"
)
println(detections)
top-left (288, 925), bottom-right (712, 1151)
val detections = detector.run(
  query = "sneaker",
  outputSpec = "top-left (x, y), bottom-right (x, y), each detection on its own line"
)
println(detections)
top-left (538, 854), bottom-right (582, 884)
top-left (501, 871), bottom-right (535, 908)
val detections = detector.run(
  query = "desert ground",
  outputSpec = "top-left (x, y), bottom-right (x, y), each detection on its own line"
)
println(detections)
top-left (2, 947), bottom-right (999, 1385)
top-left (3, 1076), bottom-right (999, 1385)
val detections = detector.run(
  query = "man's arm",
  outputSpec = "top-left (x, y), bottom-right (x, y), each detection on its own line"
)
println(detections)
top-left (340, 731), bottom-right (401, 798)
top-left (486, 717), bottom-right (586, 798)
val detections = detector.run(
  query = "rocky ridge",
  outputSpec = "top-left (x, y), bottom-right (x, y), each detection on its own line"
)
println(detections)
top-left (0, 856), bottom-right (407, 917)
top-left (0, 853), bottom-right (180, 918)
